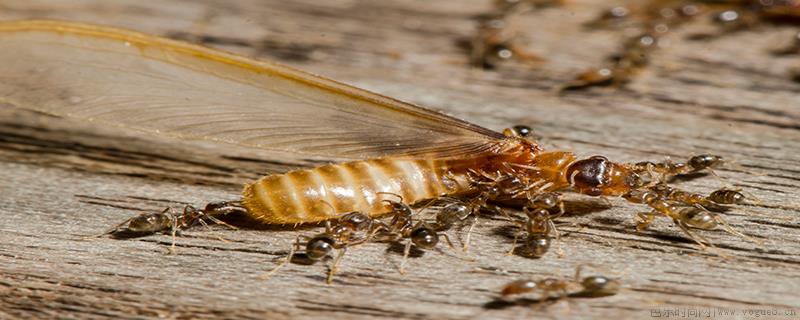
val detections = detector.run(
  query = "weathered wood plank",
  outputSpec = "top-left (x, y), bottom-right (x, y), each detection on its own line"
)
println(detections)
top-left (1, 1), bottom-right (799, 319)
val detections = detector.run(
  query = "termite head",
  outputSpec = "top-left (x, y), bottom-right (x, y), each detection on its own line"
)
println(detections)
top-left (566, 156), bottom-right (638, 196)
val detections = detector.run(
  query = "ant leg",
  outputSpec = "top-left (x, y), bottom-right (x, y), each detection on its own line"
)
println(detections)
top-left (168, 208), bottom-right (179, 255)
top-left (192, 218), bottom-right (230, 243)
top-left (635, 211), bottom-right (658, 231)
top-left (398, 240), bottom-right (413, 275)
top-left (438, 233), bottom-right (474, 262)
top-left (674, 220), bottom-right (711, 249)
top-left (506, 207), bottom-right (527, 256)
top-left (326, 247), bottom-right (347, 284)
top-left (462, 215), bottom-right (479, 253)
top-left (260, 235), bottom-right (305, 281)
top-left (508, 231), bottom-right (521, 256)
top-left (204, 215), bottom-right (239, 231)
top-left (87, 216), bottom-right (136, 239)
top-left (711, 214), bottom-right (764, 246)
top-left (547, 219), bottom-right (565, 257)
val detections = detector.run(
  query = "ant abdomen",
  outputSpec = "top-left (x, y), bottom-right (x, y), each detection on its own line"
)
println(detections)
top-left (688, 154), bottom-right (724, 172)
top-left (435, 201), bottom-right (472, 230)
top-left (127, 212), bottom-right (172, 233)
top-left (517, 235), bottom-right (551, 258)
top-left (500, 279), bottom-right (538, 296)
top-left (410, 225), bottom-right (439, 250)
top-left (577, 275), bottom-right (620, 297)
top-left (708, 189), bottom-right (746, 205)
top-left (677, 208), bottom-right (717, 230)
top-left (306, 235), bottom-right (335, 261)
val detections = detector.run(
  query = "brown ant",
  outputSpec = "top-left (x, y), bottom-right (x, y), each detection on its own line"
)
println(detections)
top-left (571, 0), bottom-right (800, 89)
top-left (262, 207), bottom-right (381, 283)
top-left (623, 188), bottom-right (756, 248)
top-left (652, 184), bottom-right (758, 210)
top-left (629, 154), bottom-right (726, 185)
top-left (94, 201), bottom-right (243, 252)
top-left (508, 192), bottom-right (564, 258)
top-left (470, 0), bottom-right (560, 68)
top-left (372, 193), bottom-right (457, 274)
top-left (499, 264), bottom-right (621, 302)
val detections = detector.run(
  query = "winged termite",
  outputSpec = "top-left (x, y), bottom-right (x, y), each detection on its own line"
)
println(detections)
top-left (0, 20), bottom-right (752, 248)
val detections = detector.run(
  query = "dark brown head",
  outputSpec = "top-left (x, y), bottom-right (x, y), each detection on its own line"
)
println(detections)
top-left (565, 156), bottom-right (637, 196)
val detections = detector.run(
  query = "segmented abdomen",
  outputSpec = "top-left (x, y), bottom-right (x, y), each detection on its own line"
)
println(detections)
top-left (241, 158), bottom-right (477, 224)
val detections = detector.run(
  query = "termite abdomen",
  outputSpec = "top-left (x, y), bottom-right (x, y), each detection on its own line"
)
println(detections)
top-left (242, 158), bottom-right (473, 224)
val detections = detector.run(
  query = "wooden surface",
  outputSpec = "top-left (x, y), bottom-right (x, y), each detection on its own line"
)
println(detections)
top-left (1, 1), bottom-right (800, 319)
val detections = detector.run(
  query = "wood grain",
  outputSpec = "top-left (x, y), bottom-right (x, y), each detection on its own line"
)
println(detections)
top-left (1, 1), bottom-right (799, 319)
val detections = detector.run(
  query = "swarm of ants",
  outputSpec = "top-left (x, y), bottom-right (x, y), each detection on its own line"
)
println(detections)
top-left (469, 0), bottom-right (800, 89)
top-left (92, 125), bottom-right (763, 310)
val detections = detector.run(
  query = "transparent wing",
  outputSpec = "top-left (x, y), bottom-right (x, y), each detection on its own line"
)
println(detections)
top-left (0, 20), bottom-right (507, 161)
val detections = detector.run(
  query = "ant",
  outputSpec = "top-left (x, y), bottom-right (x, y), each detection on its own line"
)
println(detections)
top-left (571, 1), bottom-right (800, 89)
top-left (651, 184), bottom-right (757, 211)
top-left (499, 264), bottom-right (621, 302)
top-left (372, 193), bottom-right (457, 274)
top-left (613, 153), bottom-right (765, 248)
top-left (469, 1), bottom-right (561, 68)
top-left (623, 154), bottom-right (727, 190)
top-left (262, 207), bottom-right (381, 284)
top-left (508, 192), bottom-right (564, 258)
top-left (94, 201), bottom-right (243, 252)
top-left (623, 188), bottom-right (757, 248)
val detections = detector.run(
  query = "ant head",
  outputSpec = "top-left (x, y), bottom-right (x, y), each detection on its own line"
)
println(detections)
top-left (503, 125), bottom-right (533, 138)
top-left (566, 156), bottom-right (637, 196)
top-left (306, 235), bottom-right (335, 260)
top-left (410, 226), bottom-right (438, 249)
